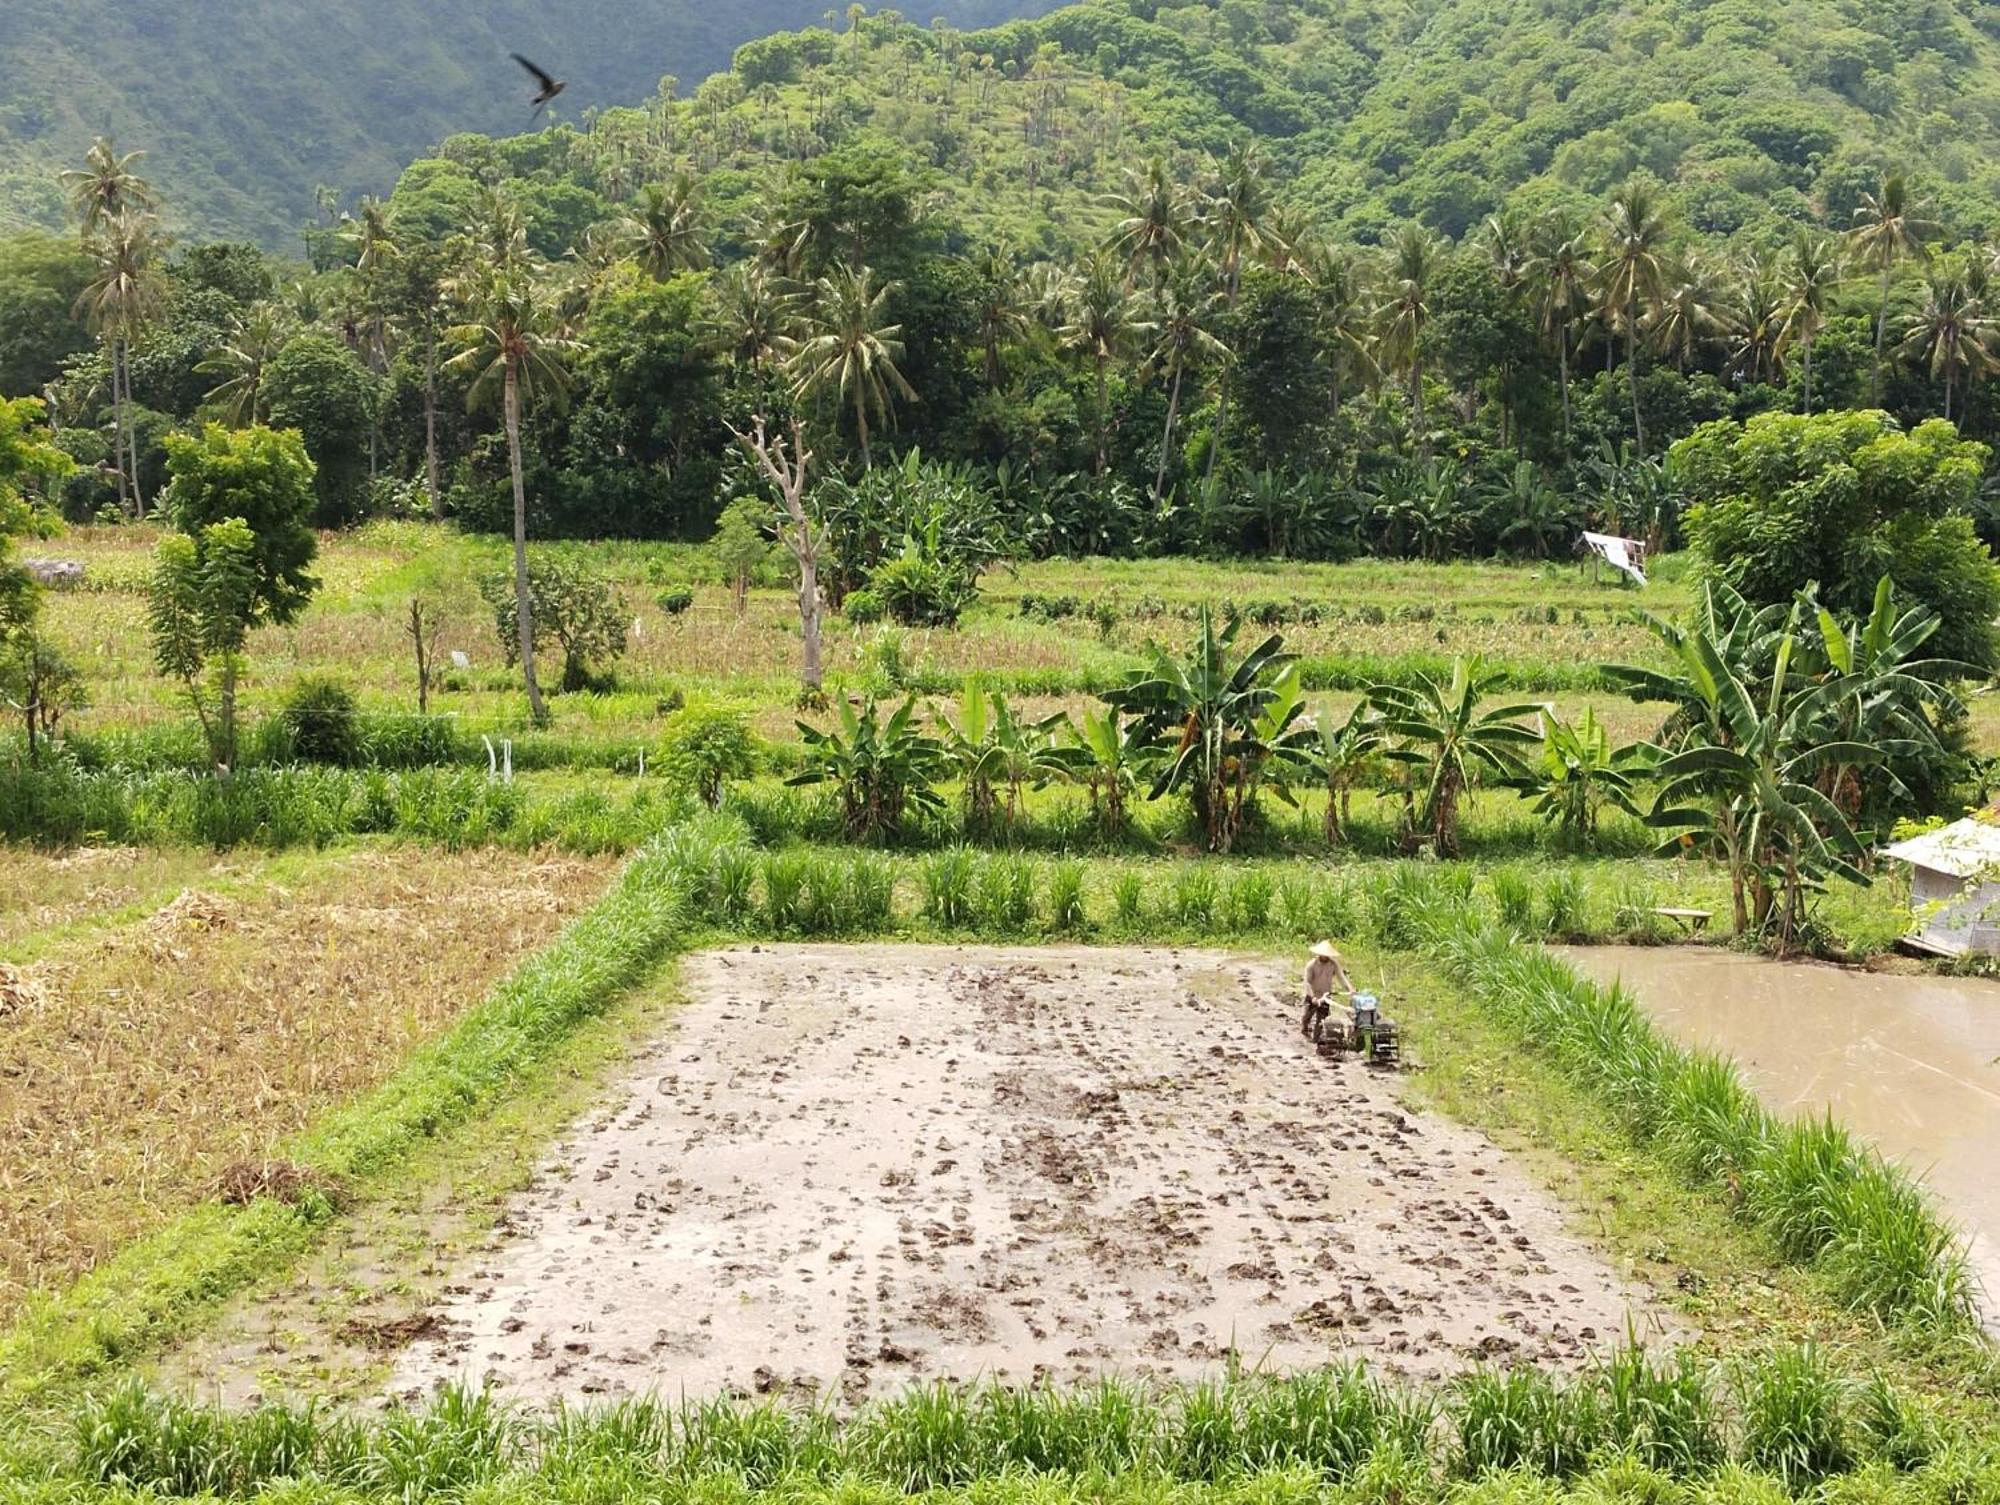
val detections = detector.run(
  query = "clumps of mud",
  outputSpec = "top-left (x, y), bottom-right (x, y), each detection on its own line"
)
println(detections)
top-left (214, 1160), bottom-right (350, 1211)
top-left (392, 946), bottom-right (1676, 1404)
top-left (0, 963), bottom-right (47, 1018)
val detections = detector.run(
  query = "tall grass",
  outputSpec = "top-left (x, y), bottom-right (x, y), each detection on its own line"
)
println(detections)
top-left (38, 1348), bottom-right (1972, 1501)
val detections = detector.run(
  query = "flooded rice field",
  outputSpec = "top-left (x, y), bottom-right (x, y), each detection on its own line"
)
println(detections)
top-left (1562, 946), bottom-right (2000, 1322)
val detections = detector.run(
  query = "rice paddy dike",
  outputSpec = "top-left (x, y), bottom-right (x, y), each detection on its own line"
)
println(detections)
top-left (6, 536), bottom-right (2000, 1501)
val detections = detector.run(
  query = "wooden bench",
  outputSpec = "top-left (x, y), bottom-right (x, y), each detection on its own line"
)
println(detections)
top-left (1652, 906), bottom-right (1712, 935)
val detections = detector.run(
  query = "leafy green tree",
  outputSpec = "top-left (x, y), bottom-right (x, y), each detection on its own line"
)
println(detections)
top-left (710, 497), bottom-right (773, 612)
top-left (1102, 606), bottom-right (1308, 852)
top-left (620, 173), bottom-right (711, 278)
top-left (197, 304), bottom-right (292, 426)
top-left (0, 396), bottom-right (71, 638)
top-left (935, 689), bottom-right (1063, 831)
top-left (1529, 210), bottom-right (1595, 442)
top-left (160, 423), bottom-right (320, 625)
top-left (262, 333), bottom-right (378, 524)
top-left (1062, 704), bottom-right (1145, 840)
top-left (148, 517), bottom-right (262, 771)
top-left (1308, 701), bottom-right (1383, 848)
top-left (1368, 657), bottom-right (1543, 856)
top-left (1106, 157), bottom-right (1191, 288)
top-left (1779, 233), bottom-right (1844, 413)
top-left (1672, 409), bottom-right (2000, 669)
top-left (658, 702), bottom-right (758, 808)
top-left (0, 233), bottom-right (95, 397)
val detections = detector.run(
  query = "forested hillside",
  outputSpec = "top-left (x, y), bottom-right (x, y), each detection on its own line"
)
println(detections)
top-left (0, 0), bottom-right (1055, 248)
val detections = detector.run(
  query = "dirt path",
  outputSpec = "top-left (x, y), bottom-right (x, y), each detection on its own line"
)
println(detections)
top-left (395, 945), bottom-right (1673, 1402)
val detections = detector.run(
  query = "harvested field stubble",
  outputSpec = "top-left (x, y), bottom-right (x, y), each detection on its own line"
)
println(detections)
top-left (0, 849), bottom-right (612, 1321)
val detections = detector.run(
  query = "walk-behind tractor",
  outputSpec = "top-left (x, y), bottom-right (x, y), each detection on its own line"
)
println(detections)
top-left (1303, 990), bottom-right (1403, 1067)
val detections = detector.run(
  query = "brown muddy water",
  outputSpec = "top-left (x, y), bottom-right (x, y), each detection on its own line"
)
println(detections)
top-left (1561, 946), bottom-right (2000, 1322)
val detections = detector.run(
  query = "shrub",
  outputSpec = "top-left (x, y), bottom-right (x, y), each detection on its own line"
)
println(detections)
top-left (658, 705), bottom-right (758, 809)
top-left (760, 851), bottom-right (809, 933)
top-left (1112, 870), bottom-right (1146, 928)
top-left (1226, 870), bottom-right (1276, 934)
top-left (843, 587), bottom-right (886, 624)
top-left (870, 547), bottom-right (976, 628)
top-left (847, 855), bottom-right (896, 931)
top-left (656, 586), bottom-right (695, 616)
top-left (1170, 868), bottom-right (1219, 928)
top-left (280, 675), bottom-right (363, 766)
top-left (479, 551), bottom-right (629, 693)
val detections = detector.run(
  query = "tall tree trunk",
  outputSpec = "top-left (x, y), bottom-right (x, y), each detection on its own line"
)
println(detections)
top-left (108, 337), bottom-right (129, 519)
top-left (1094, 353), bottom-right (1109, 475)
top-left (1945, 365), bottom-right (1955, 423)
top-left (798, 544), bottom-right (823, 690)
top-left (1154, 358), bottom-right (1186, 502)
top-left (122, 342), bottom-right (145, 517)
top-left (854, 387), bottom-right (871, 470)
top-left (1626, 294), bottom-right (1646, 457)
top-left (1203, 261), bottom-right (1242, 485)
top-left (1802, 338), bottom-right (1813, 414)
top-left (425, 327), bottom-right (443, 519)
top-left (1409, 350), bottom-right (1426, 454)
top-left (505, 359), bottom-right (548, 724)
top-left (1872, 268), bottom-right (1891, 405)
top-left (1558, 330), bottom-right (1572, 443)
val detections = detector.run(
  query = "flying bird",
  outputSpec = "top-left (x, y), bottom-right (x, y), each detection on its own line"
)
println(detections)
top-left (511, 54), bottom-right (566, 118)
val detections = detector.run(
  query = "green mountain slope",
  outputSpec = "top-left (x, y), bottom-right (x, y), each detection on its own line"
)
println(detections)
top-left (461, 0), bottom-right (2000, 253)
top-left (0, 0), bottom-right (1057, 248)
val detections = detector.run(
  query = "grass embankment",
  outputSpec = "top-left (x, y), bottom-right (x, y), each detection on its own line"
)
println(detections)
top-left (0, 841), bottom-right (696, 1409)
top-left (20, 1349), bottom-right (1996, 1504)
top-left (0, 849), bottom-right (610, 1323)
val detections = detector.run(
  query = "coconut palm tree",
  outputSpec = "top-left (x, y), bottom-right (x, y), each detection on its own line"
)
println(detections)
top-left (1376, 223), bottom-right (1440, 446)
top-left (1779, 233), bottom-right (1845, 412)
top-left (1105, 156), bottom-right (1190, 288)
top-left (1851, 172), bottom-right (1936, 404)
top-left (1305, 241), bottom-right (1376, 420)
top-left (1650, 257), bottom-right (1722, 374)
top-left (74, 209), bottom-right (164, 517)
top-left (710, 261), bottom-right (797, 371)
top-left (446, 269), bottom-right (583, 724)
top-left (1900, 260), bottom-right (1995, 422)
top-left (1061, 253), bottom-right (1150, 473)
top-left (197, 304), bottom-right (292, 426)
top-left (972, 248), bottom-right (1030, 390)
top-left (1200, 141), bottom-right (1277, 480)
top-left (1600, 180), bottom-right (1670, 455)
top-left (1528, 210), bottom-right (1595, 442)
top-left (61, 137), bottom-right (155, 236)
top-left (791, 262), bottom-right (916, 469)
top-left (1722, 253), bottom-right (1787, 386)
top-left (1146, 253), bottom-right (1229, 502)
top-left (621, 172), bottom-right (711, 277)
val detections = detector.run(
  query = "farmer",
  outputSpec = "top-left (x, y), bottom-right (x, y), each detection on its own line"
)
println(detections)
top-left (1299, 940), bottom-right (1354, 1037)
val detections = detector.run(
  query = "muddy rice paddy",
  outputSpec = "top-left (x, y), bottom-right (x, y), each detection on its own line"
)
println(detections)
top-left (1563, 946), bottom-right (2000, 1325)
top-left (394, 945), bottom-right (1671, 1403)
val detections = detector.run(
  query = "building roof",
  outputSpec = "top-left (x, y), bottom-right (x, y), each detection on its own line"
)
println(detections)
top-left (1882, 817), bottom-right (2000, 879)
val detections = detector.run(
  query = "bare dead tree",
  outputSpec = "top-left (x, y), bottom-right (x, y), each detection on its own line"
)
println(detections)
top-left (725, 414), bottom-right (824, 694)
top-left (406, 597), bottom-right (443, 715)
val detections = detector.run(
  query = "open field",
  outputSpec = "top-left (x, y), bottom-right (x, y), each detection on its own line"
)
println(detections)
top-left (0, 847), bottom-right (613, 1322)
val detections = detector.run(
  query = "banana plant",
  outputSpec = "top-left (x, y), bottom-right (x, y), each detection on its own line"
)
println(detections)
top-left (1309, 700), bottom-right (1384, 847)
top-left (1521, 705), bottom-right (1641, 845)
top-left (933, 688), bottom-right (1065, 832)
top-left (790, 694), bottom-right (947, 842)
top-left (1062, 703), bottom-right (1149, 839)
top-left (1367, 657), bottom-right (1544, 856)
top-left (1102, 606), bottom-right (1308, 852)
